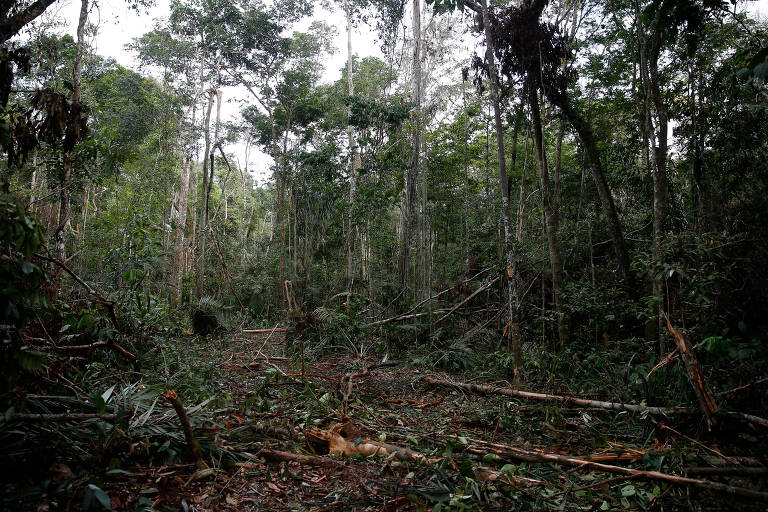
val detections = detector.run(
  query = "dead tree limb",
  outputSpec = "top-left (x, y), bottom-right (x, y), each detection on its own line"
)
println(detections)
top-left (165, 389), bottom-right (209, 471)
top-left (461, 444), bottom-right (768, 502)
top-left (209, 227), bottom-right (246, 314)
top-left (424, 375), bottom-right (693, 415)
top-left (10, 412), bottom-right (116, 421)
top-left (685, 467), bottom-right (768, 477)
top-left (35, 252), bottom-right (119, 330)
top-left (57, 340), bottom-right (137, 362)
top-left (365, 267), bottom-right (495, 329)
top-left (434, 276), bottom-right (501, 325)
top-left (243, 327), bottom-right (287, 334)
top-left (666, 315), bottom-right (717, 429)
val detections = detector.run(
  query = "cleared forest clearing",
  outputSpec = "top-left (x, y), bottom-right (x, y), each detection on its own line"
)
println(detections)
top-left (3, 330), bottom-right (766, 511)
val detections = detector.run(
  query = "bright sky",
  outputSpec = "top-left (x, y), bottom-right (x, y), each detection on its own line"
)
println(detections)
top-left (29, 0), bottom-right (768, 184)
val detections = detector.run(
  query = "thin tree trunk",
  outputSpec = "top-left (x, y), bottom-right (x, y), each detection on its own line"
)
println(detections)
top-left (346, 11), bottom-right (362, 291)
top-left (649, 28), bottom-right (668, 356)
top-left (54, 0), bottom-right (87, 294)
top-left (529, 85), bottom-right (567, 348)
top-left (174, 157), bottom-right (191, 304)
top-left (399, 0), bottom-right (422, 296)
top-left (554, 97), bottom-right (629, 281)
top-left (480, 0), bottom-right (521, 383)
top-left (195, 89), bottom-right (215, 299)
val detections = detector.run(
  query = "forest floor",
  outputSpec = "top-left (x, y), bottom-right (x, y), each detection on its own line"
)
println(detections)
top-left (2, 330), bottom-right (768, 511)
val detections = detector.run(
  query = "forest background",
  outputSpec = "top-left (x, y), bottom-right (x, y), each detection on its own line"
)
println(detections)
top-left (1, 0), bottom-right (768, 509)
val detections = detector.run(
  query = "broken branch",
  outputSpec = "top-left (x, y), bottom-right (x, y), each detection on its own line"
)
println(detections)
top-left (424, 375), bottom-right (693, 416)
top-left (164, 389), bottom-right (209, 471)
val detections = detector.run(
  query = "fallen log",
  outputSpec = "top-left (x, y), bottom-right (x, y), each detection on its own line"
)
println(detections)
top-left (423, 375), bottom-right (692, 416)
top-left (462, 444), bottom-right (768, 501)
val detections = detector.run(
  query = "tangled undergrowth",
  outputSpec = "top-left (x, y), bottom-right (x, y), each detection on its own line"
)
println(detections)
top-left (1, 327), bottom-right (767, 511)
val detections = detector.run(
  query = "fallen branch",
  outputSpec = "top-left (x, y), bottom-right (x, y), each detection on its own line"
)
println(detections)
top-left (243, 328), bottom-right (287, 334)
top-left (434, 276), bottom-right (500, 325)
top-left (9, 412), bottom-right (116, 421)
top-left (461, 444), bottom-right (768, 502)
top-left (341, 361), bottom-right (400, 402)
top-left (165, 389), bottom-right (209, 471)
top-left (57, 340), bottom-right (137, 362)
top-left (365, 268), bottom-right (494, 328)
top-left (686, 467), bottom-right (768, 477)
top-left (364, 310), bottom-right (449, 329)
top-left (35, 252), bottom-right (119, 330)
top-left (424, 375), bottom-right (692, 416)
top-left (647, 348), bottom-right (679, 378)
top-left (236, 449), bottom-right (343, 468)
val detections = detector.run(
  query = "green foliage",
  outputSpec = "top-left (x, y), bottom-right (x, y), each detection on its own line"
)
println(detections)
top-left (0, 194), bottom-right (49, 390)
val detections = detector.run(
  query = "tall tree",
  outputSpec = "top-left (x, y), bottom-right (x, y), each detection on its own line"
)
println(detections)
top-left (53, 0), bottom-right (88, 292)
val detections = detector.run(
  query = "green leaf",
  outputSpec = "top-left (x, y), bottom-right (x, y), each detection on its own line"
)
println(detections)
top-left (621, 484), bottom-right (636, 497)
top-left (482, 453), bottom-right (501, 463)
top-left (500, 464), bottom-right (517, 474)
top-left (105, 469), bottom-right (131, 476)
top-left (21, 261), bottom-right (34, 274)
top-left (83, 484), bottom-right (112, 510)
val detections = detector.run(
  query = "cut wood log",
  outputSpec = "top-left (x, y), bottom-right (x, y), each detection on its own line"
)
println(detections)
top-left (165, 389), bottom-right (209, 471)
top-left (666, 315), bottom-right (717, 429)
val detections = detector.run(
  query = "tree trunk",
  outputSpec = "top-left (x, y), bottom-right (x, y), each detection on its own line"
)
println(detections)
top-left (174, 157), bottom-right (191, 304)
top-left (54, 0), bottom-right (88, 294)
top-left (399, 0), bottom-right (422, 294)
top-left (346, 11), bottom-right (362, 291)
top-left (553, 97), bottom-right (630, 281)
top-left (649, 29), bottom-right (668, 356)
top-left (195, 89), bottom-right (216, 299)
top-left (529, 85), bottom-right (567, 348)
top-left (480, 0), bottom-right (521, 382)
